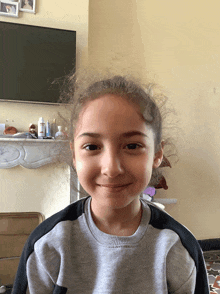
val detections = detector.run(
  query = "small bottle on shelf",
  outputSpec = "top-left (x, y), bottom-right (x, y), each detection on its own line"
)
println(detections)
top-left (38, 117), bottom-right (45, 139)
top-left (55, 126), bottom-right (65, 140)
top-left (51, 119), bottom-right (57, 137)
top-left (46, 121), bottom-right (51, 137)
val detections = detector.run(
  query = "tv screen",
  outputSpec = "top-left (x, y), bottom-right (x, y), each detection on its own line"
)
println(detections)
top-left (0, 21), bottom-right (76, 103)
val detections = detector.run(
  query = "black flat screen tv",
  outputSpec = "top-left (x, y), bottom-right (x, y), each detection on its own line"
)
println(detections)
top-left (0, 21), bottom-right (76, 104)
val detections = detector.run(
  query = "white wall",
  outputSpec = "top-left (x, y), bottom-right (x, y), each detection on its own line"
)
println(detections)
top-left (88, 0), bottom-right (220, 239)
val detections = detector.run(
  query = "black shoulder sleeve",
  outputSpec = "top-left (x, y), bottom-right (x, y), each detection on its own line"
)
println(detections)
top-left (12, 197), bottom-right (87, 294)
top-left (149, 205), bottom-right (209, 294)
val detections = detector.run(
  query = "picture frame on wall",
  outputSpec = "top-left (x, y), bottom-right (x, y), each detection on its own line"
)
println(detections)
top-left (0, 1), bottom-right (19, 17)
top-left (20, 0), bottom-right (35, 13)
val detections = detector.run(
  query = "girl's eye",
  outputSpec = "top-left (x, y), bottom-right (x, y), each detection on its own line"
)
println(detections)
top-left (83, 144), bottom-right (99, 151)
top-left (82, 143), bottom-right (143, 151)
top-left (126, 143), bottom-right (142, 150)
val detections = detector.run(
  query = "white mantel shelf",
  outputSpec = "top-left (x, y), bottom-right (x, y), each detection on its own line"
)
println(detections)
top-left (0, 138), bottom-right (72, 169)
top-left (0, 138), bottom-right (79, 202)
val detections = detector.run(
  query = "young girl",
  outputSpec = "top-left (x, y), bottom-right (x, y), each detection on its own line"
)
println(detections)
top-left (12, 73), bottom-right (209, 293)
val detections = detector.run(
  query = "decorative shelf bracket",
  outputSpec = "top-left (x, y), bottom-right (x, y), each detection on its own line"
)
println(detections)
top-left (0, 139), bottom-right (72, 169)
top-left (0, 138), bottom-right (80, 203)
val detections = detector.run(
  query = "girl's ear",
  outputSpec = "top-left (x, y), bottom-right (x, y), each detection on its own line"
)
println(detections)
top-left (70, 141), bottom-right (76, 167)
top-left (153, 141), bottom-right (164, 169)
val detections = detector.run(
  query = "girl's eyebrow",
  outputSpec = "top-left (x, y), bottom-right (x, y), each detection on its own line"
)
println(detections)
top-left (76, 131), bottom-right (148, 139)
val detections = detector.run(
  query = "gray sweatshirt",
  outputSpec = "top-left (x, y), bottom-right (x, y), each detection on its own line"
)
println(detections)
top-left (12, 197), bottom-right (209, 293)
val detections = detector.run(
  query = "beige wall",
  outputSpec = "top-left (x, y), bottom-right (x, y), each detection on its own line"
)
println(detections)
top-left (88, 0), bottom-right (220, 239)
top-left (0, 0), bottom-right (89, 218)
top-left (1, 0), bottom-right (219, 239)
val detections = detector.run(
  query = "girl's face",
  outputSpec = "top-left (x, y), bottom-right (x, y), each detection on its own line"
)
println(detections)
top-left (72, 94), bottom-right (163, 210)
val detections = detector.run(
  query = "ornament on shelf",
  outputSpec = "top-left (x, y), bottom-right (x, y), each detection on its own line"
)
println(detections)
top-left (3, 126), bottom-right (17, 135)
top-left (154, 156), bottom-right (172, 190)
top-left (29, 123), bottom-right (38, 138)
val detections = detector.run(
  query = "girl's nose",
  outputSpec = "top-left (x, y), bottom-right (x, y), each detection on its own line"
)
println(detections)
top-left (101, 150), bottom-right (124, 178)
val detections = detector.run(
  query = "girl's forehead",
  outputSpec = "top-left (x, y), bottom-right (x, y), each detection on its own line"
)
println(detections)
top-left (74, 94), bottom-right (153, 139)
top-left (79, 94), bottom-right (141, 118)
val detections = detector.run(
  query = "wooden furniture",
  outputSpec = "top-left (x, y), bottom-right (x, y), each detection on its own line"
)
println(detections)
top-left (0, 212), bottom-right (44, 286)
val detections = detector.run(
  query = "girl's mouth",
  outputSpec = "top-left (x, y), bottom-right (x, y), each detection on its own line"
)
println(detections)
top-left (97, 183), bottom-right (131, 190)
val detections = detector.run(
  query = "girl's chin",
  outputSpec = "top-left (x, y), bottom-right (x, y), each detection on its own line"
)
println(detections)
top-left (90, 193), bottom-right (141, 210)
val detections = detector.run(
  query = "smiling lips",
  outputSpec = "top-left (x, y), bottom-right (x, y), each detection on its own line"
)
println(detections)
top-left (98, 184), bottom-right (131, 188)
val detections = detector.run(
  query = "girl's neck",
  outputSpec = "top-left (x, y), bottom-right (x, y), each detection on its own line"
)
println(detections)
top-left (90, 198), bottom-right (142, 236)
